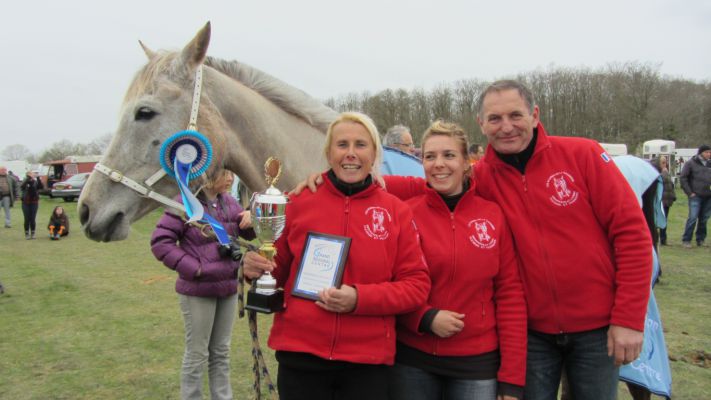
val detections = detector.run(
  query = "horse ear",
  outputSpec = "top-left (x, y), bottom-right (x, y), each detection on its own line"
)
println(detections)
top-left (180, 21), bottom-right (211, 68)
top-left (138, 40), bottom-right (156, 60)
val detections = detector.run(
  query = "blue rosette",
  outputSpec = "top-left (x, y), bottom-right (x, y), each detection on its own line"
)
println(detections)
top-left (159, 130), bottom-right (213, 179)
top-left (158, 130), bottom-right (229, 245)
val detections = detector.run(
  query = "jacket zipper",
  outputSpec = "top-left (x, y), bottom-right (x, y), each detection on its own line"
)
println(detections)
top-left (330, 196), bottom-right (351, 359)
top-left (434, 205), bottom-right (457, 356)
top-left (518, 170), bottom-right (563, 332)
top-left (498, 157), bottom-right (563, 332)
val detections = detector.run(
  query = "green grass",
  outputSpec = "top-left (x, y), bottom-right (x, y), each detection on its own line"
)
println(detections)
top-left (0, 198), bottom-right (276, 399)
top-left (0, 193), bottom-right (709, 399)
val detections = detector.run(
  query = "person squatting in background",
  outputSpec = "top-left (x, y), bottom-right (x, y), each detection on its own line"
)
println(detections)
top-left (389, 120), bottom-right (526, 400)
top-left (47, 206), bottom-right (69, 240)
top-left (151, 169), bottom-right (254, 400)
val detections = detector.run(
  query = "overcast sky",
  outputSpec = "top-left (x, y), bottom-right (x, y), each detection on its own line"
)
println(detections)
top-left (1, 0), bottom-right (709, 154)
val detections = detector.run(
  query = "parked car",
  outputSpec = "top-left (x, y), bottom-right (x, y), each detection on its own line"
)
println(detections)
top-left (50, 172), bottom-right (91, 202)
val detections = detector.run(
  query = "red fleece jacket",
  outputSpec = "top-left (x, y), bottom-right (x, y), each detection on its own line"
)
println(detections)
top-left (268, 173), bottom-right (430, 365)
top-left (398, 181), bottom-right (527, 387)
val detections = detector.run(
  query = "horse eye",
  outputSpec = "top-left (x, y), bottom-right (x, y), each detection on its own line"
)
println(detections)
top-left (135, 107), bottom-right (157, 121)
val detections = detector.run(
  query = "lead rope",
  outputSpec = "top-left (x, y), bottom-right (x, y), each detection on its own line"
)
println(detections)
top-left (235, 239), bottom-right (279, 400)
top-left (187, 66), bottom-right (277, 399)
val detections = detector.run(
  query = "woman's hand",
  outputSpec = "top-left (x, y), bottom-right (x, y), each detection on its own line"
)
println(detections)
top-left (316, 285), bottom-right (357, 313)
top-left (498, 395), bottom-right (517, 400)
top-left (430, 310), bottom-right (465, 338)
top-left (242, 251), bottom-right (274, 280)
top-left (238, 210), bottom-right (252, 229)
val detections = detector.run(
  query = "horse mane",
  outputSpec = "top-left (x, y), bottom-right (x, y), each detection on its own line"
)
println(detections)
top-left (123, 51), bottom-right (182, 103)
top-left (205, 56), bottom-right (338, 133)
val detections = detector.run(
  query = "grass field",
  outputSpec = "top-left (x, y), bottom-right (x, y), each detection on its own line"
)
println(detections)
top-left (0, 194), bottom-right (709, 399)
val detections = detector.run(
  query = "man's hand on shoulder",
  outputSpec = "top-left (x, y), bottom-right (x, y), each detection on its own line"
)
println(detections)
top-left (607, 324), bottom-right (644, 366)
top-left (290, 172), bottom-right (324, 196)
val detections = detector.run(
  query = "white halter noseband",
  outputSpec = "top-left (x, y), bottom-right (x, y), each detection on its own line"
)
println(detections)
top-left (93, 64), bottom-right (207, 213)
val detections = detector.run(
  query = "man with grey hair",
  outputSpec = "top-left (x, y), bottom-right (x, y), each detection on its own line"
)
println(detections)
top-left (383, 125), bottom-right (415, 155)
top-left (0, 166), bottom-right (18, 228)
top-left (472, 80), bottom-right (652, 400)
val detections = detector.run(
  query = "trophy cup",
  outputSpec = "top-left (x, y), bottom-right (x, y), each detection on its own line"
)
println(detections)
top-left (245, 157), bottom-right (288, 313)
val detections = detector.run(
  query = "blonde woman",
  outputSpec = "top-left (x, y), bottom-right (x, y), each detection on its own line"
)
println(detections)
top-left (243, 112), bottom-right (430, 400)
top-left (389, 121), bottom-right (526, 400)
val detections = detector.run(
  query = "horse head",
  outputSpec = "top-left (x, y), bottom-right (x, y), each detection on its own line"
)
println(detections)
top-left (79, 22), bottom-right (227, 241)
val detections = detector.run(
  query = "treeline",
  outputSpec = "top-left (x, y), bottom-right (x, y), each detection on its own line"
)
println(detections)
top-left (1, 134), bottom-right (112, 163)
top-left (323, 62), bottom-right (710, 152)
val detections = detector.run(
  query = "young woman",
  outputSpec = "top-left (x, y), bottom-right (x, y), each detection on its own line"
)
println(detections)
top-left (389, 121), bottom-right (527, 400)
top-left (47, 206), bottom-right (69, 239)
top-left (242, 112), bottom-right (430, 400)
top-left (151, 169), bottom-right (254, 400)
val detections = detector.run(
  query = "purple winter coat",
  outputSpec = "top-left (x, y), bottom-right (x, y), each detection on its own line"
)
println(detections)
top-left (150, 194), bottom-right (255, 297)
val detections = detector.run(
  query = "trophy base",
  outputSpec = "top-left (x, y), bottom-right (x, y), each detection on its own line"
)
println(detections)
top-left (245, 288), bottom-right (285, 314)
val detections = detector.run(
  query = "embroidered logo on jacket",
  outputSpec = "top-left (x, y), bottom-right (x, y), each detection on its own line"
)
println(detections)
top-left (468, 219), bottom-right (497, 249)
top-left (546, 172), bottom-right (579, 206)
top-left (364, 206), bottom-right (391, 240)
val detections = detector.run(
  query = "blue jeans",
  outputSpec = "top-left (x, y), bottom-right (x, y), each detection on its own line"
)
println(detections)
top-left (525, 327), bottom-right (618, 400)
top-left (1, 195), bottom-right (11, 226)
top-left (178, 294), bottom-right (237, 400)
top-left (389, 363), bottom-right (497, 400)
top-left (681, 196), bottom-right (711, 243)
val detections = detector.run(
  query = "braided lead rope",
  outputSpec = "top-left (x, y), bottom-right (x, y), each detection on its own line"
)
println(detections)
top-left (236, 240), bottom-right (279, 400)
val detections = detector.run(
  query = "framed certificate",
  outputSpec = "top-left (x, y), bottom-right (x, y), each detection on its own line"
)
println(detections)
top-left (292, 232), bottom-right (351, 301)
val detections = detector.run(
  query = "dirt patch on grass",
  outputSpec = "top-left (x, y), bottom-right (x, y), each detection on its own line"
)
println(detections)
top-left (669, 350), bottom-right (711, 368)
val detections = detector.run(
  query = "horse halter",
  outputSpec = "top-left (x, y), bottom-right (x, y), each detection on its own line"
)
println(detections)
top-left (93, 64), bottom-right (207, 213)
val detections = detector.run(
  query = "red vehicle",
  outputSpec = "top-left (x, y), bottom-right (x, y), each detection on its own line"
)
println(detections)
top-left (40, 155), bottom-right (101, 196)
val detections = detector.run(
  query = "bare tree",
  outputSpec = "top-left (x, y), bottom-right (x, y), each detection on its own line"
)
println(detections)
top-left (1, 144), bottom-right (32, 161)
top-left (86, 133), bottom-right (113, 155)
top-left (38, 140), bottom-right (85, 162)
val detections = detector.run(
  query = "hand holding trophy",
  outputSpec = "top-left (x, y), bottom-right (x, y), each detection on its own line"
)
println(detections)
top-left (245, 157), bottom-right (287, 313)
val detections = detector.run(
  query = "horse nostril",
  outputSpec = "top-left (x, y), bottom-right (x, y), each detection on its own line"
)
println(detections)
top-left (79, 203), bottom-right (90, 225)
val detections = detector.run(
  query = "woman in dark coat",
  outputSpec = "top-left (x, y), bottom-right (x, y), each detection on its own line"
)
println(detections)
top-left (20, 171), bottom-right (43, 239)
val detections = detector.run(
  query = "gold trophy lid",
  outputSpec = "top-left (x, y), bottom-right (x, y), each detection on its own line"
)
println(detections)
top-left (253, 157), bottom-right (288, 205)
top-left (264, 157), bottom-right (282, 187)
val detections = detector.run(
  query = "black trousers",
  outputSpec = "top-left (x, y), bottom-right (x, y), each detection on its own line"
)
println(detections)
top-left (22, 203), bottom-right (38, 233)
top-left (277, 362), bottom-right (389, 400)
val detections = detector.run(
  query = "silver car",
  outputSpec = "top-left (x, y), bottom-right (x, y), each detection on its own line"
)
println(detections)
top-left (50, 172), bottom-right (91, 202)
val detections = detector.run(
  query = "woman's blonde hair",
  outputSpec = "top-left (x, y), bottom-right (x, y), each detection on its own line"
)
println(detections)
top-left (423, 120), bottom-right (469, 157)
top-left (324, 111), bottom-right (383, 183)
top-left (422, 120), bottom-right (471, 176)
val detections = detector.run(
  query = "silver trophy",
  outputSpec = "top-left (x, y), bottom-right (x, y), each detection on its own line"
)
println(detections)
top-left (245, 157), bottom-right (287, 313)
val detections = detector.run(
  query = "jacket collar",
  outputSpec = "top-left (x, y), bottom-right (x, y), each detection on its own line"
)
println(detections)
top-left (482, 122), bottom-right (552, 169)
top-left (322, 171), bottom-right (378, 199)
top-left (423, 176), bottom-right (477, 211)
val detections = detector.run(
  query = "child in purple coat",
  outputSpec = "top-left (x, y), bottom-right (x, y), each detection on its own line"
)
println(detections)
top-left (151, 170), bottom-right (254, 400)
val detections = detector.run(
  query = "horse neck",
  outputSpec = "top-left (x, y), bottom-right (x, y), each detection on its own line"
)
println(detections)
top-left (205, 68), bottom-right (329, 191)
